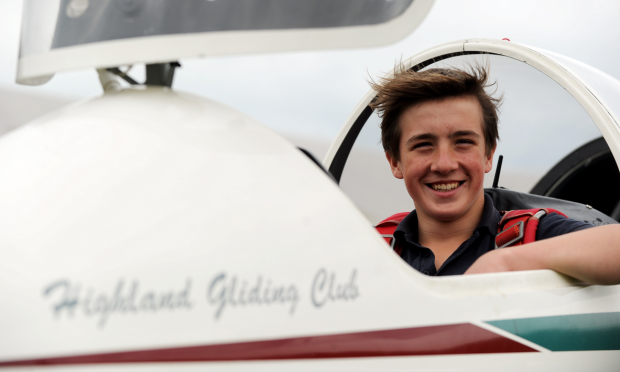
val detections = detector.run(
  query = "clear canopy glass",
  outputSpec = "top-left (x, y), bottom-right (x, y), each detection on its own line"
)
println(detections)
top-left (49, 0), bottom-right (413, 50)
top-left (18, 0), bottom-right (431, 85)
top-left (530, 46), bottom-right (620, 134)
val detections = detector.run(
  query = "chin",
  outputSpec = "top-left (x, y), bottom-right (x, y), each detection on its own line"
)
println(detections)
top-left (430, 210), bottom-right (466, 222)
top-left (416, 203), bottom-right (465, 222)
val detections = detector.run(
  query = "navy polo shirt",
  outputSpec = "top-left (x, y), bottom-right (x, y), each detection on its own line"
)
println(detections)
top-left (393, 194), bottom-right (594, 276)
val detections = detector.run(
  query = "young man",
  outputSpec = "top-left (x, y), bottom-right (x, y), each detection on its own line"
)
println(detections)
top-left (371, 66), bottom-right (620, 285)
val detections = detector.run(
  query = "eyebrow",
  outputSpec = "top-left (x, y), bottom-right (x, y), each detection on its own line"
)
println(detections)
top-left (449, 130), bottom-right (481, 139)
top-left (405, 130), bottom-right (481, 146)
top-left (405, 133), bottom-right (437, 146)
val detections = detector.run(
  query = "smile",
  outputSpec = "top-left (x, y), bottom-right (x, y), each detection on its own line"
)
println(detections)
top-left (428, 182), bottom-right (463, 192)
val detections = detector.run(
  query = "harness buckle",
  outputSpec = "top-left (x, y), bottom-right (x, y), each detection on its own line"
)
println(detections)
top-left (495, 220), bottom-right (525, 249)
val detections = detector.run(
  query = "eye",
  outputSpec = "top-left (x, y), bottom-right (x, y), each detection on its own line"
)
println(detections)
top-left (456, 139), bottom-right (475, 145)
top-left (412, 142), bottom-right (432, 150)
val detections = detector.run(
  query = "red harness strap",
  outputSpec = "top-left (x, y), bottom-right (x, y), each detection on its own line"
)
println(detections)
top-left (376, 208), bottom-right (569, 255)
top-left (375, 212), bottom-right (409, 256)
top-left (495, 208), bottom-right (567, 249)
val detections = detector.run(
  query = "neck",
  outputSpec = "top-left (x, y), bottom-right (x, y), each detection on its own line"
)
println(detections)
top-left (416, 192), bottom-right (486, 269)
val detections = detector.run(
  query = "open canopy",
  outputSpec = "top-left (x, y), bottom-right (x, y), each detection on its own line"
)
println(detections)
top-left (324, 39), bottom-right (620, 184)
top-left (17, 0), bottom-right (434, 85)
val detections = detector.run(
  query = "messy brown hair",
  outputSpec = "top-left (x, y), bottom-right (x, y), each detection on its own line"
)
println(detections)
top-left (369, 63), bottom-right (501, 161)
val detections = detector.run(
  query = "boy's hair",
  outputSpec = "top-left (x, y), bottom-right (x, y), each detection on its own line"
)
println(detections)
top-left (369, 64), bottom-right (501, 161)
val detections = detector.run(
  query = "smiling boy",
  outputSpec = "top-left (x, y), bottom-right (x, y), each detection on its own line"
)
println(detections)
top-left (372, 66), bottom-right (620, 284)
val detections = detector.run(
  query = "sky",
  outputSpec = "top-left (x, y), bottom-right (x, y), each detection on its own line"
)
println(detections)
top-left (1, 0), bottom-right (619, 219)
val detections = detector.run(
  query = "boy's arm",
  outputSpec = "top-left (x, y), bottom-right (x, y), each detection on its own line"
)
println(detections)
top-left (464, 225), bottom-right (620, 285)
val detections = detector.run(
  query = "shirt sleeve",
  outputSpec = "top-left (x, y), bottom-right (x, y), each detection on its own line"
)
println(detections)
top-left (536, 212), bottom-right (595, 241)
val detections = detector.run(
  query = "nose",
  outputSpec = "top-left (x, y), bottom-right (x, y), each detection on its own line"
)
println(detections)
top-left (430, 145), bottom-right (458, 174)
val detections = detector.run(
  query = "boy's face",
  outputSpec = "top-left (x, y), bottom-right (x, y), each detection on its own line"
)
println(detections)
top-left (386, 96), bottom-right (494, 222)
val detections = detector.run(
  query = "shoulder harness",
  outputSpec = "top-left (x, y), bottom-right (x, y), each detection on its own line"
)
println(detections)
top-left (376, 208), bottom-right (569, 255)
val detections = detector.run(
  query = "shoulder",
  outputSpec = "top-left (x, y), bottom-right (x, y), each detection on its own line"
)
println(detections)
top-left (536, 212), bottom-right (595, 241)
top-left (393, 210), bottom-right (419, 235)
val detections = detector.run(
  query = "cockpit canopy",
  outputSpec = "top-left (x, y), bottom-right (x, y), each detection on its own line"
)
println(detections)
top-left (17, 0), bottom-right (434, 85)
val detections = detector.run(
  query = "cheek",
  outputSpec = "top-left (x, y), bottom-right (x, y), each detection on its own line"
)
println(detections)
top-left (459, 152), bottom-right (486, 173)
top-left (402, 157), bottom-right (428, 179)
top-left (402, 162), bottom-right (431, 196)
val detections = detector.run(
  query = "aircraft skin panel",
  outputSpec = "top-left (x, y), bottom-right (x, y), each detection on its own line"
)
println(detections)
top-left (1, 88), bottom-right (620, 370)
top-left (3, 314), bottom-right (620, 366)
top-left (2, 352), bottom-right (620, 371)
top-left (0, 323), bottom-right (536, 366)
top-left (487, 312), bottom-right (620, 352)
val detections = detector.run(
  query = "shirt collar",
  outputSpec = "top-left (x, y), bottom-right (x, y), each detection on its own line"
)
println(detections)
top-left (394, 193), bottom-right (501, 243)
top-left (478, 193), bottom-right (502, 234)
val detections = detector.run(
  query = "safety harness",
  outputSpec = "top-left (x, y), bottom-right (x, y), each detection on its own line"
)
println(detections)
top-left (376, 208), bottom-right (568, 254)
top-left (375, 212), bottom-right (409, 256)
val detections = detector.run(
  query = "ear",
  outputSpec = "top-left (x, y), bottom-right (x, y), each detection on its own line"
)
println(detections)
top-left (484, 146), bottom-right (496, 173)
top-left (385, 151), bottom-right (404, 179)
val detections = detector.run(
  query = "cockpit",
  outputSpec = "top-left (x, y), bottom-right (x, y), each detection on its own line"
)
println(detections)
top-left (326, 47), bottom-right (620, 228)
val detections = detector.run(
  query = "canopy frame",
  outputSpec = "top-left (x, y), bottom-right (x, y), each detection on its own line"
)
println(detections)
top-left (323, 39), bottom-right (620, 183)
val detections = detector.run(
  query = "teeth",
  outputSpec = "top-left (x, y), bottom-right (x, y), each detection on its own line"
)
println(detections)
top-left (432, 182), bottom-right (459, 191)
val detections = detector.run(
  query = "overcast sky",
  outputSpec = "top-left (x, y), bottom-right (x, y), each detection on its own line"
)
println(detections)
top-left (1, 0), bottom-right (619, 174)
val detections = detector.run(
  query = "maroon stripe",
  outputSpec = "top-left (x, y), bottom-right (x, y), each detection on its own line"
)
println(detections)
top-left (0, 323), bottom-right (536, 366)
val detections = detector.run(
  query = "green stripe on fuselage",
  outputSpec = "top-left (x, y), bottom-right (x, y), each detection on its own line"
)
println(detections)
top-left (487, 312), bottom-right (620, 351)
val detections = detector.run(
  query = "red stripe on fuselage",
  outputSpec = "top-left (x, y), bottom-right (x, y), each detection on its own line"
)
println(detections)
top-left (0, 323), bottom-right (536, 366)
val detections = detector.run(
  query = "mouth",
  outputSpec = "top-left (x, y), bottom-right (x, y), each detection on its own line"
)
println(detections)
top-left (427, 181), bottom-right (465, 192)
